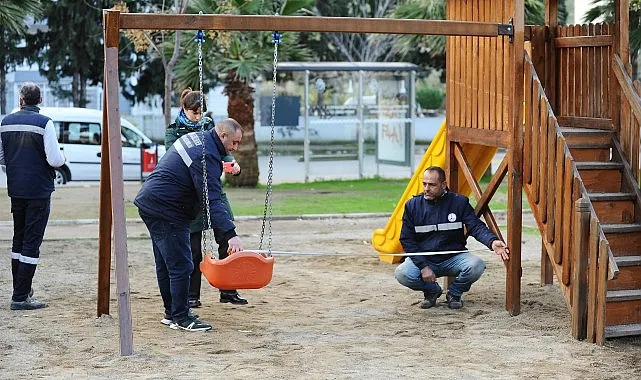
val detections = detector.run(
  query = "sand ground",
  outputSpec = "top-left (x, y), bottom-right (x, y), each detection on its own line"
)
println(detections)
top-left (0, 185), bottom-right (640, 379)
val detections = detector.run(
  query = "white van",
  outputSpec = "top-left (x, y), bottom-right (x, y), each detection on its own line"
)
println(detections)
top-left (37, 107), bottom-right (160, 184)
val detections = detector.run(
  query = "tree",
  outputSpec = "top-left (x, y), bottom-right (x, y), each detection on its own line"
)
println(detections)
top-left (310, 1), bottom-right (403, 62)
top-left (0, 0), bottom-right (42, 114)
top-left (23, 1), bottom-right (147, 108)
top-left (389, 0), bottom-right (562, 78)
top-left (179, 0), bottom-right (314, 187)
top-left (584, 0), bottom-right (641, 79)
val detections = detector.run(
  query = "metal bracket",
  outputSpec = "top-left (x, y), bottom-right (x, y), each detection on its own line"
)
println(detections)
top-left (498, 18), bottom-right (514, 42)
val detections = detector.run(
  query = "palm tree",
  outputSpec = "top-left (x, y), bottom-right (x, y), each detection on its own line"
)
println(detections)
top-left (389, 0), bottom-right (559, 76)
top-left (180, 0), bottom-right (314, 187)
top-left (0, 0), bottom-right (42, 34)
top-left (584, 0), bottom-right (641, 79)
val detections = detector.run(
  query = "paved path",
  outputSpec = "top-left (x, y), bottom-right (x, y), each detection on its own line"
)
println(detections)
top-left (0, 151), bottom-right (506, 187)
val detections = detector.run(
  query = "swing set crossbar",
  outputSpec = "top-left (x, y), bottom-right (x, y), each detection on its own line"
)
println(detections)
top-left (117, 13), bottom-right (509, 38)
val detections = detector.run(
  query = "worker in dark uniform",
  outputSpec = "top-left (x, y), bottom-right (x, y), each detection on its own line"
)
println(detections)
top-left (395, 166), bottom-right (510, 309)
top-left (135, 118), bottom-right (243, 332)
top-left (0, 82), bottom-right (66, 310)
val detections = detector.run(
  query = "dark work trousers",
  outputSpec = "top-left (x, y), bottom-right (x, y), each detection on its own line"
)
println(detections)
top-left (190, 229), bottom-right (234, 299)
top-left (139, 211), bottom-right (193, 323)
top-left (11, 198), bottom-right (51, 302)
top-left (189, 231), bottom-right (203, 302)
top-left (213, 227), bottom-right (233, 293)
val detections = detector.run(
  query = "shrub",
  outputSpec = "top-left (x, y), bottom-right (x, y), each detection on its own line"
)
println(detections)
top-left (416, 86), bottom-right (445, 110)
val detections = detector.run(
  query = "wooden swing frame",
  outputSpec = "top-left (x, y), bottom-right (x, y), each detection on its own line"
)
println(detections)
top-left (100, 5), bottom-right (526, 356)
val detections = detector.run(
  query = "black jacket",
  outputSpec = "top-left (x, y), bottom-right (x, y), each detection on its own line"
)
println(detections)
top-left (399, 191), bottom-right (497, 269)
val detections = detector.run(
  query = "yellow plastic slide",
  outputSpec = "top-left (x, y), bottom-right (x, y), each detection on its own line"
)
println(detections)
top-left (371, 120), bottom-right (498, 263)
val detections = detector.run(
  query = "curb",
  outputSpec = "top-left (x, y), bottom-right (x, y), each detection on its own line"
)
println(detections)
top-left (0, 210), bottom-right (533, 227)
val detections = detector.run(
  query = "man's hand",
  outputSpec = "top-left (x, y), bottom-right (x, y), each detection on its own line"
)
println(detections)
top-left (231, 160), bottom-right (241, 175)
top-left (227, 236), bottom-right (243, 254)
top-left (491, 240), bottom-right (510, 261)
top-left (420, 266), bottom-right (436, 282)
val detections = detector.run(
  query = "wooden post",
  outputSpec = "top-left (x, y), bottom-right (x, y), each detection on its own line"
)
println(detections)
top-left (571, 198), bottom-right (590, 340)
top-left (97, 10), bottom-right (114, 317)
top-left (103, 9), bottom-right (134, 356)
top-left (540, 242), bottom-right (553, 285)
top-left (506, 0), bottom-right (525, 316)
top-left (544, 0), bottom-right (558, 111)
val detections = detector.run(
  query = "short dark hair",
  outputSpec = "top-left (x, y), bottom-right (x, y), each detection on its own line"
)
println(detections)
top-left (216, 118), bottom-right (242, 135)
top-left (424, 166), bottom-right (446, 183)
top-left (19, 82), bottom-right (41, 106)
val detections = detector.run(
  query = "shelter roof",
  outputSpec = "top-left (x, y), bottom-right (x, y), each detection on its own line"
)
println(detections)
top-left (278, 62), bottom-right (420, 72)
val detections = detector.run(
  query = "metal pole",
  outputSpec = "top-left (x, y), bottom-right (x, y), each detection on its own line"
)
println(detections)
top-left (304, 70), bottom-right (310, 183)
top-left (409, 70), bottom-right (416, 175)
top-left (357, 71), bottom-right (364, 179)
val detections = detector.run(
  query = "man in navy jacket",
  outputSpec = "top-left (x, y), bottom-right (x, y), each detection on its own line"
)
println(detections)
top-left (395, 166), bottom-right (509, 309)
top-left (0, 82), bottom-right (66, 310)
top-left (135, 118), bottom-right (243, 332)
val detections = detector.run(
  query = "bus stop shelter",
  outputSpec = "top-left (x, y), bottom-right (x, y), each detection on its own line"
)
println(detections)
top-left (277, 62), bottom-right (420, 182)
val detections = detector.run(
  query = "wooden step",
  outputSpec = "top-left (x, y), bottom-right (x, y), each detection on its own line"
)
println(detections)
top-left (606, 289), bottom-right (641, 302)
top-left (569, 144), bottom-right (611, 162)
top-left (604, 323), bottom-right (641, 338)
top-left (589, 192), bottom-right (636, 223)
top-left (605, 290), bottom-right (641, 326)
top-left (614, 255), bottom-right (641, 266)
top-left (608, 256), bottom-right (641, 291)
top-left (560, 127), bottom-right (615, 146)
top-left (577, 162), bottom-right (623, 192)
top-left (602, 223), bottom-right (641, 253)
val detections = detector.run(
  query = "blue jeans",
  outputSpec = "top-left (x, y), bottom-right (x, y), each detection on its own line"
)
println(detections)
top-left (11, 197), bottom-right (50, 302)
top-left (139, 211), bottom-right (193, 322)
top-left (394, 253), bottom-right (486, 297)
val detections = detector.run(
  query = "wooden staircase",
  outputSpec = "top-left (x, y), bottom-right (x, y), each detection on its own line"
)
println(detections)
top-left (564, 128), bottom-right (641, 339)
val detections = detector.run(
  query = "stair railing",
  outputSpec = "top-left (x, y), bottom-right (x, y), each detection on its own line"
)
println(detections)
top-left (524, 52), bottom-right (619, 344)
top-left (612, 54), bottom-right (641, 184)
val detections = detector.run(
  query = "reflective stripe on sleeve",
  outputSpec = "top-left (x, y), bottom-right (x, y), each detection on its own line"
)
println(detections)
top-left (175, 141), bottom-right (192, 167)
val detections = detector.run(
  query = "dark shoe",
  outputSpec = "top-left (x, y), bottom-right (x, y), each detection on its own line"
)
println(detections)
top-left (188, 299), bottom-right (202, 308)
top-left (11, 298), bottom-right (47, 310)
top-left (420, 290), bottom-right (442, 309)
top-left (446, 292), bottom-right (463, 309)
top-left (161, 309), bottom-right (199, 326)
top-left (220, 290), bottom-right (248, 305)
top-left (170, 316), bottom-right (212, 332)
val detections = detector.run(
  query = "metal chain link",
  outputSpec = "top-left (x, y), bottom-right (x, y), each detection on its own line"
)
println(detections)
top-left (196, 29), bottom-right (215, 257)
top-left (258, 32), bottom-right (279, 255)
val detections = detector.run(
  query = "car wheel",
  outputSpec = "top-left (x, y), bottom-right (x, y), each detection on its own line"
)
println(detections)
top-left (54, 168), bottom-right (67, 186)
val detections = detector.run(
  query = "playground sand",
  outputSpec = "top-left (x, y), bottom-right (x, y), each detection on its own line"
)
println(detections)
top-left (1, 216), bottom-right (640, 379)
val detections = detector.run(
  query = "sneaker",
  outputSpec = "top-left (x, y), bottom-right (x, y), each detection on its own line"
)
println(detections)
top-left (10, 298), bottom-right (47, 310)
top-left (446, 292), bottom-right (463, 309)
top-left (188, 299), bottom-right (202, 308)
top-left (420, 290), bottom-right (442, 309)
top-left (170, 316), bottom-right (212, 332)
top-left (161, 309), bottom-right (199, 326)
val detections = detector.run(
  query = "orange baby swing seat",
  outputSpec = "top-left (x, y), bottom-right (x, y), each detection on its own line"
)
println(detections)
top-left (200, 251), bottom-right (275, 290)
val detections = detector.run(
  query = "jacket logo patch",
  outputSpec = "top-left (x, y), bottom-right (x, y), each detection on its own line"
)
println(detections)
top-left (448, 213), bottom-right (457, 222)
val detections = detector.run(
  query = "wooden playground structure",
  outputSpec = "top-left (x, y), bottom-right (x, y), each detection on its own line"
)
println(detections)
top-left (100, 0), bottom-right (641, 354)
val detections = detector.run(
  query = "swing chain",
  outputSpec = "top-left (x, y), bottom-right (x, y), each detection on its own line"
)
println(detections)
top-left (258, 30), bottom-right (280, 254)
top-left (196, 26), bottom-right (215, 257)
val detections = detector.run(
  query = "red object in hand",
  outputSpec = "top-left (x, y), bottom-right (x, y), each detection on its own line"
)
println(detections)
top-left (223, 161), bottom-right (234, 173)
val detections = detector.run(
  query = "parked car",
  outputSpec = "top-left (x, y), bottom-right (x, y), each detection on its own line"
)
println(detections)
top-left (35, 107), bottom-right (160, 184)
